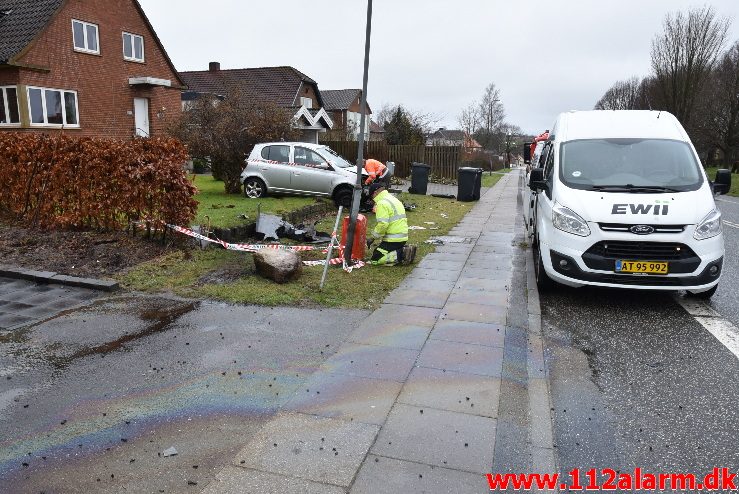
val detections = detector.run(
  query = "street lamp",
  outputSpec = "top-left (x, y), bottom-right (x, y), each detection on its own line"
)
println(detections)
top-left (343, 0), bottom-right (373, 266)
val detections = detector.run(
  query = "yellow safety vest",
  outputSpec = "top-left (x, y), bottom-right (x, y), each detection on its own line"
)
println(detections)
top-left (372, 190), bottom-right (408, 243)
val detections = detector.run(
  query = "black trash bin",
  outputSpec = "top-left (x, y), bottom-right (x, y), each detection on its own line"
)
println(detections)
top-left (409, 162), bottom-right (432, 195)
top-left (457, 167), bottom-right (483, 202)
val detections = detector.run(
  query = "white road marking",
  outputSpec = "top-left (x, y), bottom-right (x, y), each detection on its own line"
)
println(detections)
top-left (678, 298), bottom-right (739, 360)
top-left (723, 220), bottom-right (739, 229)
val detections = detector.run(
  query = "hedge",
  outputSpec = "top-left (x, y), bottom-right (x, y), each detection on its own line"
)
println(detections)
top-left (0, 133), bottom-right (197, 229)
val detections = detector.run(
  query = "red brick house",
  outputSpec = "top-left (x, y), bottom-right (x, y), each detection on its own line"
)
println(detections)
top-left (0, 0), bottom-right (184, 138)
top-left (321, 89), bottom-right (372, 141)
top-left (180, 63), bottom-right (334, 144)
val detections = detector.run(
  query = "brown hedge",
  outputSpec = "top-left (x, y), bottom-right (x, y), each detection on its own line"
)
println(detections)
top-left (0, 133), bottom-right (197, 229)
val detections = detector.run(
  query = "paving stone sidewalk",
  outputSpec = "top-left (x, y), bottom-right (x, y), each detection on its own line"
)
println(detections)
top-left (203, 171), bottom-right (553, 493)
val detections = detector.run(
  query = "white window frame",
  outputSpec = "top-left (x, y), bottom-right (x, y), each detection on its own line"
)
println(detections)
top-left (72, 19), bottom-right (100, 55)
top-left (26, 86), bottom-right (80, 128)
top-left (300, 97), bottom-right (313, 109)
top-left (122, 32), bottom-right (145, 62)
top-left (0, 86), bottom-right (20, 126)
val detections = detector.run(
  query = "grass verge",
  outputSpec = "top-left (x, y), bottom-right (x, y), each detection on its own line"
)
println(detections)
top-left (705, 167), bottom-right (739, 197)
top-left (481, 168), bottom-right (512, 188)
top-left (192, 175), bottom-right (322, 228)
top-left (120, 192), bottom-right (477, 310)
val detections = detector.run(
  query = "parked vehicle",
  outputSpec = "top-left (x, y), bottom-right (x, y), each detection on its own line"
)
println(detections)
top-left (525, 110), bottom-right (732, 298)
top-left (240, 142), bottom-right (367, 206)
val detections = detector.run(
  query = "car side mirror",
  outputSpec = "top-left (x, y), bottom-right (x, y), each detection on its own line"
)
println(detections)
top-left (529, 167), bottom-right (547, 191)
top-left (523, 143), bottom-right (532, 165)
top-left (713, 168), bottom-right (731, 195)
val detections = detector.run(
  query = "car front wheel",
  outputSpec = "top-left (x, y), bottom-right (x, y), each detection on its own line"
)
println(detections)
top-left (244, 178), bottom-right (267, 199)
top-left (333, 187), bottom-right (353, 208)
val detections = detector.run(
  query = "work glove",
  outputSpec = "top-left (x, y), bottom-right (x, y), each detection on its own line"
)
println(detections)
top-left (367, 238), bottom-right (375, 249)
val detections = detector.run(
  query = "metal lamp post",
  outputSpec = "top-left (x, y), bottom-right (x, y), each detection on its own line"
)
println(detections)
top-left (343, 0), bottom-right (373, 266)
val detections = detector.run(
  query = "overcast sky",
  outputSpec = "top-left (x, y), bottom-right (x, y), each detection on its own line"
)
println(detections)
top-left (139, 0), bottom-right (739, 135)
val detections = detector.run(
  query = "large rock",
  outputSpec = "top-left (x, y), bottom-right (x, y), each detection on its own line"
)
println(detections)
top-left (253, 249), bottom-right (302, 284)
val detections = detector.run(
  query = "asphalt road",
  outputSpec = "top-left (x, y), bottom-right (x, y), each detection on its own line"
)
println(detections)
top-left (713, 195), bottom-right (739, 328)
top-left (0, 295), bottom-right (367, 493)
top-left (541, 240), bottom-right (739, 491)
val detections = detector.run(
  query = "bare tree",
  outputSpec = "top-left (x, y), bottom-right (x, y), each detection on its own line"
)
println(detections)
top-left (478, 82), bottom-right (506, 135)
top-left (457, 102), bottom-right (480, 139)
top-left (171, 88), bottom-right (298, 194)
top-left (692, 41), bottom-right (739, 171)
top-left (650, 6), bottom-right (730, 126)
top-left (375, 103), bottom-right (442, 138)
top-left (594, 77), bottom-right (641, 110)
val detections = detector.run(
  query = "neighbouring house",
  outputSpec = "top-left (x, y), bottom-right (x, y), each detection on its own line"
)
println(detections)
top-left (426, 127), bottom-right (483, 151)
top-left (321, 88), bottom-right (371, 141)
top-left (369, 119), bottom-right (385, 141)
top-left (179, 63), bottom-right (334, 144)
top-left (0, 0), bottom-right (185, 138)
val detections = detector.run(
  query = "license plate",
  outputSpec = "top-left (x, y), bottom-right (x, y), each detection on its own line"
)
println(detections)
top-left (615, 260), bottom-right (668, 274)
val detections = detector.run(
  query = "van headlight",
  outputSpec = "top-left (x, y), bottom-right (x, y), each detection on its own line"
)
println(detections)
top-left (694, 209), bottom-right (722, 240)
top-left (552, 205), bottom-right (591, 237)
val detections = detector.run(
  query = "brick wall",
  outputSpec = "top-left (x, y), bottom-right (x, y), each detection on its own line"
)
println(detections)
top-left (4, 0), bottom-right (182, 138)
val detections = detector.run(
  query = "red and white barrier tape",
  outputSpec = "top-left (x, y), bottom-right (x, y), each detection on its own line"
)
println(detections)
top-left (166, 224), bottom-right (366, 272)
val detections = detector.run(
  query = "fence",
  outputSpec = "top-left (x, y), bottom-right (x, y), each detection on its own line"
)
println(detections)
top-left (321, 141), bottom-right (462, 179)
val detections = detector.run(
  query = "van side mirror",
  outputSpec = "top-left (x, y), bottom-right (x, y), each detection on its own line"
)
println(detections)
top-left (523, 143), bottom-right (532, 164)
top-left (714, 169), bottom-right (732, 195)
top-left (529, 167), bottom-right (547, 191)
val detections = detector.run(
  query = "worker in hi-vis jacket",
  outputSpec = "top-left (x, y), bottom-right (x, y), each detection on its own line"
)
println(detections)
top-left (365, 182), bottom-right (416, 266)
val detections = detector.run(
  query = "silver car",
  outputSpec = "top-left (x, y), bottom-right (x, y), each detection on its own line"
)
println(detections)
top-left (240, 142), bottom-right (366, 207)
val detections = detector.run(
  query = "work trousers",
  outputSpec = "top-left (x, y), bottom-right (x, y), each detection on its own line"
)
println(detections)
top-left (370, 241), bottom-right (405, 266)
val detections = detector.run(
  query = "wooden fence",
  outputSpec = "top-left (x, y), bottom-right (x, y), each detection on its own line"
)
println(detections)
top-left (321, 141), bottom-right (462, 179)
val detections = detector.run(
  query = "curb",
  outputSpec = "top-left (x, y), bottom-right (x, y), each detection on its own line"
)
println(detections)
top-left (525, 249), bottom-right (559, 489)
top-left (0, 265), bottom-right (120, 292)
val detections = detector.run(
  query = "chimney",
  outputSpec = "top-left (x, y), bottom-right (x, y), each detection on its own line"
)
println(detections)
top-left (209, 62), bottom-right (221, 72)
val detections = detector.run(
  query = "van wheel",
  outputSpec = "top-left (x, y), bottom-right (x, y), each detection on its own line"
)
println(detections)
top-left (244, 178), bottom-right (267, 199)
top-left (533, 238), bottom-right (555, 292)
top-left (333, 186), bottom-right (353, 208)
top-left (688, 284), bottom-right (718, 299)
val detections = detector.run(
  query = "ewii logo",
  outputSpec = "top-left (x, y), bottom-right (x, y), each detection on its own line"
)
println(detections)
top-left (612, 203), bottom-right (670, 215)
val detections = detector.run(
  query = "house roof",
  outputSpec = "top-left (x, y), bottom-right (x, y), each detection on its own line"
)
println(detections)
top-left (370, 120), bottom-right (384, 133)
top-left (322, 89), bottom-right (360, 111)
top-left (0, 0), bottom-right (185, 87)
top-left (179, 66), bottom-right (324, 108)
top-left (431, 129), bottom-right (465, 141)
top-left (0, 0), bottom-right (63, 63)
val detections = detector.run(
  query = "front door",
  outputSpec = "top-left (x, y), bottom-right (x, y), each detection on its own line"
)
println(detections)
top-left (134, 98), bottom-right (149, 137)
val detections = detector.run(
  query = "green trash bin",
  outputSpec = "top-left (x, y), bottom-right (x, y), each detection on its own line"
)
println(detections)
top-left (457, 167), bottom-right (483, 202)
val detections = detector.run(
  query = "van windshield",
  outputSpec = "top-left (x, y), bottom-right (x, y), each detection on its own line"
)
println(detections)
top-left (559, 139), bottom-right (703, 192)
top-left (321, 147), bottom-right (353, 169)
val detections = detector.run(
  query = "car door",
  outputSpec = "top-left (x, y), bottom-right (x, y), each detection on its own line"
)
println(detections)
top-left (534, 142), bottom-right (556, 243)
top-left (257, 145), bottom-right (292, 190)
top-left (291, 146), bottom-right (334, 195)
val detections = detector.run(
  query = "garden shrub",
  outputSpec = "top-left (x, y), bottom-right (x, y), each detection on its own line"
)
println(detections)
top-left (0, 133), bottom-right (197, 229)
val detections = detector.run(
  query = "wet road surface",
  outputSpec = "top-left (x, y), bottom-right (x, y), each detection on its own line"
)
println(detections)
top-left (714, 195), bottom-right (739, 328)
top-left (541, 285), bottom-right (739, 491)
top-left (0, 295), bottom-right (367, 493)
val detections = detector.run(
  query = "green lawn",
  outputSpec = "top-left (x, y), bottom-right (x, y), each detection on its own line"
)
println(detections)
top-left (705, 167), bottom-right (739, 197)
top-left (481, 168), bottom-right (512, 188)
top-left (192, 175), bottom-right (322, 228)
top-left (120, 192), bottom-right (475, 310)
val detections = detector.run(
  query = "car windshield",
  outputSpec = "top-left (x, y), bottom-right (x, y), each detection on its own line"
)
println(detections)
top-left (321, 147), bottom-right (353, 168)
top-left (559, 139), bottom-right (703, 192)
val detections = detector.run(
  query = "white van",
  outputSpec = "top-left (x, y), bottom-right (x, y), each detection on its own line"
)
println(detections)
top-left (525, 110), bottom-right (732, 298)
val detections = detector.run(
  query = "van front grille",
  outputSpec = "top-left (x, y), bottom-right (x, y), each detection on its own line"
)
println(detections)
top-left (585, 241), bottom-right (696, 261)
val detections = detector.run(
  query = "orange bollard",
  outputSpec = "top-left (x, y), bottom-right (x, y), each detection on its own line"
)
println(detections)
top-left (340, 215), bottom-right (367, 261)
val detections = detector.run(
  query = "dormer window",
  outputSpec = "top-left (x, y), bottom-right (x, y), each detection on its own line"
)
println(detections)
top-left (123, 32), bottom-right (145, 62)
top-left (300, 97), bottom-right (313, 109)
top-left (72, 19), bottom-right (99, 54)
